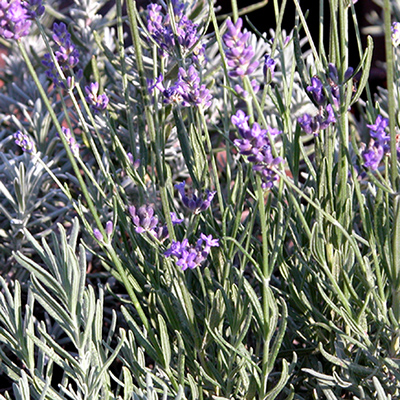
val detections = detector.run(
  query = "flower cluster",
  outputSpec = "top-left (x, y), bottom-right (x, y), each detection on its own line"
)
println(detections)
top-left (58, 127), bottom-right (79, 157)
top-left (297, 104), bottom-right (336, 136)
top-left (231, 110), bottom-right (283, 189)
top-left (85, 82), bottom-right (109, 113)
top-left (0, 0), bottom-right (43, 40)
top-left (129, 205), bottom-right (182, 241)
top-left (164, 233), bottom-right (219, 271)
top-left (264, 55), bottom-right (276, 83)
top-left (13, 130), bottom-right (36, 153)
top-left (148, 66), bottom-right (212, 109)
top-left (175, 181), bottom-right (215, 214)
top-left (297, 63), bottom-right (355, 135)
top-left (222, 18), bottom-right (259, 78)
top-left (146, 1), bottom-right (205, 63)
top-left (392, 22), bottom-right (400, 48)
top-left (42, 22), bottom-right (82, 88)
top-left (362, 115), bottom-right (391, 170)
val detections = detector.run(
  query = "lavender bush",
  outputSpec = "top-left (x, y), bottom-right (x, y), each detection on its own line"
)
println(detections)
top-left (1, 0), bottom-right (400, 398)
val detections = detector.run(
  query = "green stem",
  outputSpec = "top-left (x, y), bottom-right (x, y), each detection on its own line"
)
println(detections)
top-left (383, 0), bottom-right (398, 190)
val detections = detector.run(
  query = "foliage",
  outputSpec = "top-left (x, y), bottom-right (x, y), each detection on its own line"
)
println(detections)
top-left (0, 0), bottom-right (400, 398)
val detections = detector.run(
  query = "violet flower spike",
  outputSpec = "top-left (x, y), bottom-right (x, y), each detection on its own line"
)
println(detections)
top-left (164, 234), bottom-right (219, 271)
top-left (392, 22), bottom-right (400, 47)
top-left (85, 82), bottom-right (109, 113)
top-left (129, 205), bottom-right (159, 234)
top-left (223, 17), bottom-right (259, 77)
top-left (13, 130), bottom-right (36, 154)
top-left (307, 76), bottom-right (325, 105)
top-left (175, 181), bottom-right (216, 214)
top-left (264, 55), bottom-right (276, 83)
top-left (0, 0), bottom-right (32, 40)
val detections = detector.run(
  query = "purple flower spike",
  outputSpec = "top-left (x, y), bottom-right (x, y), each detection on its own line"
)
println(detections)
top-left (223, 17), bottom-right (259, 78)
top-left (363, 142), bottom-right (384, 171)
top-left (57, 127), bottom-right (79, 157)
top-left (232, 110), bottom-right (283, 189)
top-left (42, 22), bottom-right (80, 88)
top-left (264, 55), bottom-right (276, 82)
top-left (392, 22), bottom-right (400, 47)
top-left (85, 82), bottom-right (109, 113)
top-left (164, 234), bottom-right (219, 271)
top-left (307, 77), bottom-right (325, 105)
top-left (361, 114), bottom-right (392, 171)
top-left (298, 104), bottom-right (336, 136)
top-left (367, 115), bottom-right (390, 144)
top-left (146, 1), bottom-right (204, 63)
top-left (129, 205), bottom-right (159, 234)
top-left (0, 0), bottom-right (32, 40)
top-left (175, 181), bottom-right (216, 214)
top-left (13, 130), bottom-right (36, 153)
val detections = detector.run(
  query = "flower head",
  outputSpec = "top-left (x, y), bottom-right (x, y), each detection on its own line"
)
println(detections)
top-left (231, 110), bottom-right (283, 189)
top-left (165, 234), bottom-right (219, 271)
top-left (223, 18), bottom-right (259, 77)
top-left (175, 181), bottom-right (215, 214)
top-left (0, 0), bottom-right (32, 40)
top-left (85, 82), bottom-right (109, 113)
top-left (57, 127), bottom-right (79, 157)
top-left (13, 130), bottom-right (36, 153)
top-left (42, 22), bottom-right (82, 88)
top-left (392, 22), bottom-right (400, 47)
top-left (264, 55), bottom-right (276, 83)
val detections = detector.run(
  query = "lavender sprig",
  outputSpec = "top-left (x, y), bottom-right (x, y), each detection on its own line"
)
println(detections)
top-left (0, 0), bottom-right (34, 40)
top-left (175, 181), bottom-right (215, 214)
top-left (231, 110), bottom-right (283, 189)
top-left (42, 22), bottom-right (82, 88)
top-left (222, 18), bottom-right (259, 78)
top-left (164, 233), bottom-right (219, 271)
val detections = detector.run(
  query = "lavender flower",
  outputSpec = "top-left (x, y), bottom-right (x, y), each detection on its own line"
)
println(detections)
top-left (297, 104), bottom-right (336, 136)
top-left (149, 67), bottom-right (212, 109)
top-left (178, 66), bottom-right (213, 109)
top-left (13, 130), bottom-right (36, 153)
top-left (362, 115), bottom-right (391, 170)
top-left (58, 127), bottom-right (79, 157)
top-left (129, 205), bottom-right (159, 234)
top-left (164, 233), bottom-right (219, 271)
top-left (367, 115), bottom-right (390, 144)
top-left (23, 0), bottom-right (44, 18)
top-left (223, 18), bottom-right (259, 78)
top-left (307, 77), bottom-right (326, 105)
top-left (175, 181), bottom-right (215, 214)
top-left (106, 220), bottom-right (113, 237)
top-left (146, 1), bottom-right (205, 62)
top-left (392, 22), bottom-right (400, 47)
top-left (93, 228), bottom-right (104, 242)
top-left (85, 82), bottom-right (109, 113)
top-left (128, 205), bottom-right (181, 241)
top-left (264, 55), bottom-right (276, 83)
top-left (42, 22), bottom-right (82, 88)
top-left (362, 142), bottom-right (385, 171)
top-left (0, 0), bottom-right (32, 40)
top-left (231, 110), bottom-right (283, 189)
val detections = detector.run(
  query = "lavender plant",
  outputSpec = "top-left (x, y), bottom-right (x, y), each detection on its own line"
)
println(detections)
top-left (1, 0), bottom-right (400, 398)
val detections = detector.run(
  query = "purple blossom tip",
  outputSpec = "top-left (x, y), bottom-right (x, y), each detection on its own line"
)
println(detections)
top-left (93, 228), bottom-right (104, 242)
